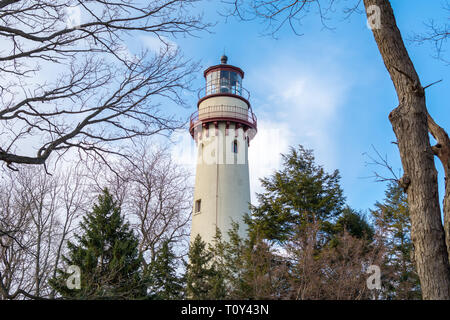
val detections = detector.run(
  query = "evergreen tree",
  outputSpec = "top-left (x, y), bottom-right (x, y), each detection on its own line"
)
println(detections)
top-left (242, 145), bottom-right (380, 299)
top-left (146, 239), bottom-right (184, 299)
top-left (248, 145), bottom-right (345, 243)
top-left (371, 182), bottom-right (421, 299)
top-left (221, 222), bottom-right (248, 299)
top-left (185, 234), bottom-right (215, 299)
top-left (325, 207), bottom-right (374, 244)
top-left (220, 222), bottom-right (288, 299)
top-left (50, 188), bottom-right (145, 299)
top-left (206, 229), bottom-right (228, 299)
top-left (237, 234), bottom-right (285, 299)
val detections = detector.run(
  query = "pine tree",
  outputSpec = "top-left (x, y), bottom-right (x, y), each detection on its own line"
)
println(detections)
top-left (207, 229), bottom-right (228, 299)
top-left (325, 207), bottom-right (374, 246)
top-left (146, 239), bottom-right (184, 299)
top-left (220, 222), bottom-right (288, 299)
top-left (239, 235), bottom-right (285, 299)
top-left (185, 234), bottom-right (219, 299)
top-left (371, 182), bottom-right (421, 299)
top-left (50, 188), bottom-right (145, 299)
top-left (221, 222), bottom-right (247, 299)
top-left (242, 145), bottom-right (381, 299)
top-left (248, 145), bottom-right (345, 243)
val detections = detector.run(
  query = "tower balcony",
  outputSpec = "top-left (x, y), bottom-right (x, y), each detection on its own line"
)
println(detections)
top-left (197, 81), bottom-right (251, 101)
top-left (189, 104), bottom-right (257, 138)
top-left (197, 66), bottom-right (251, 108)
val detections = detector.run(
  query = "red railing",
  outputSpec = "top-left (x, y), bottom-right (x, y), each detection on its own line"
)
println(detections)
top-left (189, 105), bottom-right (257, 135)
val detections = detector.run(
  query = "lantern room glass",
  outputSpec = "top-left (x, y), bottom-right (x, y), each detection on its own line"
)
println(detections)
top-left (206, 70), bottom-right (242, 96)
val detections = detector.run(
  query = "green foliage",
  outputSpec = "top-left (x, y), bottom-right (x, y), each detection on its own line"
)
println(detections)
top-left (371, 182), bottom-right (421, 299)
top-left (325, 207), bottom-right (374, 244)
top-left (209, 222), bottom-right (287, 299)
top-left (185, 234), bottom-right (216, 299)
top-left (50, 188), bottom-right (145, 299)
top-left (185, 225), bottom-right (281, 300)
top-left (248, 145), bottom-right (345, 243)
top-left (45, 145), bottom-right (419, 300)
top-left (220, 222), bottom-right (250, 299)
top-left (206, 229), bottom-right (227, 299)
top-left (235, 235), bottom-right (285, 299)
top-left (146, 239), bottom-right (184, 300)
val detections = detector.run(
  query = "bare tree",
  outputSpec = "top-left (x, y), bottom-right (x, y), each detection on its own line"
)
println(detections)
top-left (0, 172), bottom-right (34, 299)
top-left (48, 166), bottom-right (89, 298)
top-left (1, 139), bottom-right (192, 299)
top-left (411, 3), bottom-right (450, 263)
top-left (363, 0), bottom-right (450, 299)
top-left (0, 0), bottom-right (208, 169)
top-left (0, 166), bottom-right (87, 299)
top-left (282, 221), bottom-right (386, 300)
top-left (412, 1), bottom-right (450, 64)
top-left (94, 140), bottom-right (193, 273)
top-left (224, 0), bottom-right (450, 299)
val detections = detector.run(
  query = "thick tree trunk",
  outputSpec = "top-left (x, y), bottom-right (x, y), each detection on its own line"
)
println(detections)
top-left (427, 112), bottom-right (450, 262)
top-left (363, 0), bottom-right (450, 299)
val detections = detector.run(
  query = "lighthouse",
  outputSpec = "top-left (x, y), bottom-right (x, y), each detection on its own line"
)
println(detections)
top-left (189, 55), bottom-right (257, 244)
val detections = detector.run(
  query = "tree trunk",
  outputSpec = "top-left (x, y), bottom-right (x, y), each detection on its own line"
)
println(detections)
top-left (427, 112), bottom-right (450, 262)
top-left (363, 0), bottom-right (450, 299)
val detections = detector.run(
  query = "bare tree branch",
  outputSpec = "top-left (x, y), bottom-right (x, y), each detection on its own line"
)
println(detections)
top-left (0, 0), bottom-right (209, 168)
top-left (362, 144), bottom-right (401, 184)
top-left (410, 1), bottom-right (450, 63)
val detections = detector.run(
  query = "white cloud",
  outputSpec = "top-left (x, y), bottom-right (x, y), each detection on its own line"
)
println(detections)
top-left (140, 35), bottom-right (178, 53)
top-left (248, 119), bottom-right (291, 203)
top-left (245, 54), bottom-right (352, 203)
top-left (251, 55), bottom-right (350, 169)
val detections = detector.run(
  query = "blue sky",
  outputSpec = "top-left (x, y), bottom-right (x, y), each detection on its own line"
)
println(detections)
top-left (160, 0), bottom-right (450, 213)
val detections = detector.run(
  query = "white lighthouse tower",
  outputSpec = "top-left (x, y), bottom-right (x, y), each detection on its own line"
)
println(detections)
top-left (189, 55), bottom-right (257, 244)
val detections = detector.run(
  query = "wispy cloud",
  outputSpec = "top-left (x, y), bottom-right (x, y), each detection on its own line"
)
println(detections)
top-left (248, 119), bottom-right (292, 203)
top-left (140, 35), bottom-right (178, 53)
top-left (246, 54), bottom-right (352, 202)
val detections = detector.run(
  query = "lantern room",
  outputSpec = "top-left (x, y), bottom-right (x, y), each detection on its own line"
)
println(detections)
top-left (189, 55), bottom-right (257, 140)
top-left (204, 55), bottom-right (244, 96)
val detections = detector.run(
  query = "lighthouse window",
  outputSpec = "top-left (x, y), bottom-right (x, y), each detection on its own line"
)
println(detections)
top-left (230, 72), bottom-right (241, 95)
top-left (195, 199), bottom-right (201, 213)
top-left (205, 70), bottom-right (242, 96)
top-left (232, 140), bottom-right (238, 153)
top-left (206, 71), bottom-right (219, 95)
top-left (220, 70), bottom-right (230, 93)
top-left (206, 73), bottom-right (212, 92)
